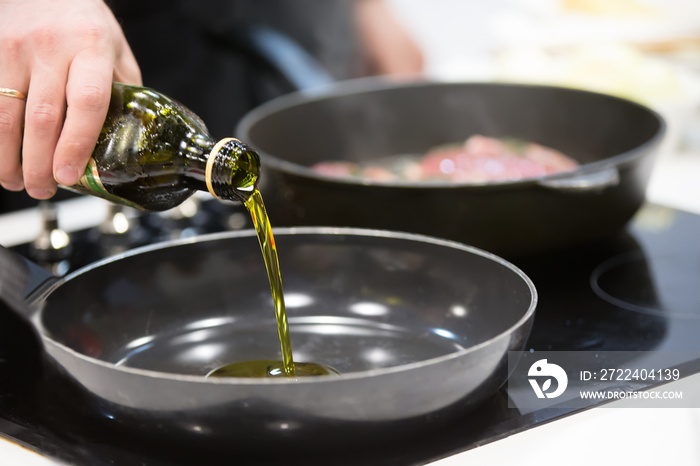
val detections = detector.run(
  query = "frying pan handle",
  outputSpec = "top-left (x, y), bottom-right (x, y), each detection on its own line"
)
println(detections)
top-left (537, 167), bottom-right (620, 193)
top-left (208, 24), bottom-right (335, 93)
top-left (0, 246), bottom-right (58, 319)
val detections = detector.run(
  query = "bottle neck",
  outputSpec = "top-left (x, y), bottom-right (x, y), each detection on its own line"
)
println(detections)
top-left (204, 138), bottom-right (260, 202)
top-left (181, 134), bottom-right (215, 188)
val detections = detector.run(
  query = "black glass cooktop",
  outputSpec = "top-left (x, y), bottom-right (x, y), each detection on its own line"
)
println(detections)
top-left (1, 203), bottom-right (699, 465)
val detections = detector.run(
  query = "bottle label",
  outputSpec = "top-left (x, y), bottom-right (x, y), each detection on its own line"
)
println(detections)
top-left (68, 158), bottom-right (144, 210)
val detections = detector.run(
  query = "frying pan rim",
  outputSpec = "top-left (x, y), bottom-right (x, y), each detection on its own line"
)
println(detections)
top-left (38, 226), bottom-right (537, 385)
top-left (236, 78), bottom-right (666, 189)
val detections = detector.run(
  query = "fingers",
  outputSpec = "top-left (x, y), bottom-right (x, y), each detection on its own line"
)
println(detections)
top-left (50, 14), bottom-right (141, 188)
top-left (0, 35), bottom-right (28, 191)
top-left (21, 64), bottom-right (67, 199)
top-left (53, 52), bottom-right (113, 187)
top-left (0, 92), bottom-right (26, 191)
top-left (51, 21), bottom-right (142, 187)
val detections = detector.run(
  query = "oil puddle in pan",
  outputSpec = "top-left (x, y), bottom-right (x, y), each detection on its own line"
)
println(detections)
top-left (206, 360), bottom-right (339, 378)
top-left (206, 187), bottom-right (337, 378)
top-left (232, 187), bottom-right (302, 377)
top-left (114, 316), bottom-right (465, 376)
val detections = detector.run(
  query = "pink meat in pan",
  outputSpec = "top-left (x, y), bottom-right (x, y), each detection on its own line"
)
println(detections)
top-left (312, 135), bottom-right (579, 182)
top-left (421, 135), bottom-right (577, 182)
top-left (311, 161), bottom-right (361, 178)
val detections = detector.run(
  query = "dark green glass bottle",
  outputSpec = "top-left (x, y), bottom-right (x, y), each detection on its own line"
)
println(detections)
top-left (66, 82), bottom-right (260, 211)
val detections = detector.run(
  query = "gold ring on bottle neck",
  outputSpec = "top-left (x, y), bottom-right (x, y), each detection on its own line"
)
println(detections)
top-left (206, 137), bottom-right (239, 199)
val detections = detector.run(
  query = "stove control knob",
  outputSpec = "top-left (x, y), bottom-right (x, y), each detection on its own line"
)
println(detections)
top-left (28, 201), bottom-right (73, 275)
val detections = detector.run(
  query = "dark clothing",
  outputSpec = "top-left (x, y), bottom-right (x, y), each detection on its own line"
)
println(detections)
top-left (111, 0), bottom-right (364, 138)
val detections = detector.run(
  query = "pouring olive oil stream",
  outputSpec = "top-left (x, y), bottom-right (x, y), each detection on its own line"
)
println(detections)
top-left (59, 82), bottom-right (336, 378)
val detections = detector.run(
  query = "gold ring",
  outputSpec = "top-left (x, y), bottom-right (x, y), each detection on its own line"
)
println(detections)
top-left (206, 138), bottom-right (237, 199)
top-left (0, 87), bottom-right (27, 100)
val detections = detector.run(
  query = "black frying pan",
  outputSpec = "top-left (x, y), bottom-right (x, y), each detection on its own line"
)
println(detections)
top-left (0, 227), bottom-right (536, 456)
top-left (236, 80), bottom-right (665, 257)
top-left (225, 26), bottom-right (664, 257)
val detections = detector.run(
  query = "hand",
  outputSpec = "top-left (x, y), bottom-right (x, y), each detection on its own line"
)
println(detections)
top-left (354, 0), bottom-right (424, 76)
top-left (0, 0), bottom-right (141, 199)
